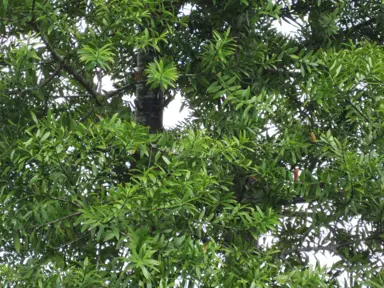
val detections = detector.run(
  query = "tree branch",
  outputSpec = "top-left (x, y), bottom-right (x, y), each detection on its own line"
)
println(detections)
top-left (337, 88), bottom-right (371, 123)
top-left (32, 24), bottom-right (102, 106)
top-left (30, 211), bottom-right (82, 229)
top-left (80, 107), bottom-right (95, 122)
top-left (163, 95), bottom-right (175, 108)
top-left (4, 64), bottom-right (63, 96)
top-left (105, 82), bottom-right (136, 99)
top-left (280, 244), bottom-right (339, 258)
top-left (30, 0), bottom-right (36, 23)
top-left (54, 232), bottom-right (91, 250)
top-left (346, 98), bottom-right (371, 123)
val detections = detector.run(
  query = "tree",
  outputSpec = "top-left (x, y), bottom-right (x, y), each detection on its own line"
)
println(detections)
top-left (0, 0), bottom-right (383, 286)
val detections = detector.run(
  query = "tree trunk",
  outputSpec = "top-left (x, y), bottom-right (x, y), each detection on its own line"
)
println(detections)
top-left (134, 50), bottom-right (164, 133)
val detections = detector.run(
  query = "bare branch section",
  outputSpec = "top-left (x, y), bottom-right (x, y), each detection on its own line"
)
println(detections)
top-left (105, 83), bottom-right (136, 99)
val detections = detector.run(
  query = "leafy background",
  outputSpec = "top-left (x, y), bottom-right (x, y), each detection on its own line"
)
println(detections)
top-left (0, 0), bottom-right (383, 287)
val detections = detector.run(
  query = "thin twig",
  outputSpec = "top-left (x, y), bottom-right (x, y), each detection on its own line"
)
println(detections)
top-left (5, 64), bottom-right (64, 95)
top-left (280, 244), bottom-right (339, 257)
top-left (55, 233), bottom-right (91, 250)
top-left (346, 98), bottom-right (371, 123)
top-left (0, 17), bottom-right (14, 22)
top-left (337, 87), bottom-right (371, 123)
top-left (30, 0), bottom-right (36, 23)
top-left (30, 211), bottom-right (82, 229)
top-left (80, 107), bottom-right (95, 122)
top-left (39, 64), bottom-right (63, 87)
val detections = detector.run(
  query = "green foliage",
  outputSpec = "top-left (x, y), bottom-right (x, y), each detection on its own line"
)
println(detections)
top-left (1, 113), bottom-right (282, 286)
top-left (366, 268), bottom-right (384, 287)
top-left (0, 0), bottom-right (383, 287)
top-left (276, 266), bottom-right (329, 288)
top-left (78, 43), bottom-right (115, 71)
top-left (145, 59), bottom-right (179, 91)
top-left (202, 28), bottom-right (237, 72)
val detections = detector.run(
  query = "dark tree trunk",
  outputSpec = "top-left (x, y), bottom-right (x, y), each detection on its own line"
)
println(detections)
top-left (134, 50), bottom-right (164, 133)
top-left (112, 50), bottom-right (164, 185)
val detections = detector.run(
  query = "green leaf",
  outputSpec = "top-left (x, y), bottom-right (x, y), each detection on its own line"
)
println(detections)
top-left (145, 59), bottom-right (179, 91)
top-left (30, 111), bottom-right (38, 123)
top-left (162, 155), bottom-right (171, 165)
top-left (14, 231), bottom-right (20, 253)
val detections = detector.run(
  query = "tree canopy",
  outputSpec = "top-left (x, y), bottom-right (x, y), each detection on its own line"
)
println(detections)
top-left (0, 0), bottom-right (384, 287)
